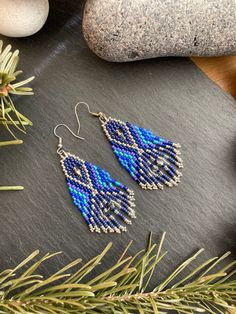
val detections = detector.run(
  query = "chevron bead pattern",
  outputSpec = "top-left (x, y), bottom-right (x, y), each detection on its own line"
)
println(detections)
top-left (60, 152), bottom-right (136, 233)
top-left (101, 117), bottom-right (183, 190)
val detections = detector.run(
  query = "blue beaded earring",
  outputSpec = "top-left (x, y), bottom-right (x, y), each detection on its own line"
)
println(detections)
top-left (54, 104), bottom-right (136, 234)
top-left (81, 103), bottom-right (183, 190)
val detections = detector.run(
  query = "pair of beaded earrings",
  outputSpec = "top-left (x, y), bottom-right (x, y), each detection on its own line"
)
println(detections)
top-left (54, 102), bottom-right (183, 234)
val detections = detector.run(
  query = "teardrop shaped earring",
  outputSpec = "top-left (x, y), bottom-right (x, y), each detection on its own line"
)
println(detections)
top-left (54, 104), bottom-right (136, 234)
top-left (78, 102), bottom-right (183, 190)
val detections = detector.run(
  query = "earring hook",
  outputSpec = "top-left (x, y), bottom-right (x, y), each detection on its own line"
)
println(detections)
top-left (54, 101), bottom-right (106, 155)
top-left (54, 123), bottom-right (85, 154)
top-left (74, 101), bottom-right (100, 137)
top-left (75, 102), bottom-right (107, 128)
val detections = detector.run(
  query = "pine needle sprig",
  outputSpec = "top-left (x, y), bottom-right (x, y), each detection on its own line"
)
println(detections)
top-left (0, 233), bottom-right (235, 313)
top-left (0, 40), bottom-right (34, 146)
top-left (0, 40), bottom-right (35, 191)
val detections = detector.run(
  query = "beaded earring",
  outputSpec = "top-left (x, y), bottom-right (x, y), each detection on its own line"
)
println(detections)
top-left (79, 102), bottom-right (183, 190)
top-left (54, 104), bottom-right (136, 234)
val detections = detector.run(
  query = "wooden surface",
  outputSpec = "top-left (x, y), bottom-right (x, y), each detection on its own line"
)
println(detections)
top-left (192, 56), bottom-right (236, 99)
top-left (1, 0), bottom-right (236, 276)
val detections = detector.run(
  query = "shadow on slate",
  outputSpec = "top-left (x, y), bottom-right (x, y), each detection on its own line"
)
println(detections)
top-left (0, 0), bottom-right (236, 281)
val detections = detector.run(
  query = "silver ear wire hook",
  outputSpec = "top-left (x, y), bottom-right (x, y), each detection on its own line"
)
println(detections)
top-left (54, 123), bottom-right (85, 154)
top-left (74, 102), bottom-right (100, 137)
top-left (75, 101), bottom-right (107, 126)
top-left (54, 102), bottom-right (107, 155)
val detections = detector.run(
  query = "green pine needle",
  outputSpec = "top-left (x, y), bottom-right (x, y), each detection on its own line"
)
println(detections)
top-left (0, 233), bottom-right (235, 313)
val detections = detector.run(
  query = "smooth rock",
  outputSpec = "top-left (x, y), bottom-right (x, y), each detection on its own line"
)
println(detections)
top-left (83, 0), bottom-right (236, 62)
top-left (0, 0), bottom-right (49, 38)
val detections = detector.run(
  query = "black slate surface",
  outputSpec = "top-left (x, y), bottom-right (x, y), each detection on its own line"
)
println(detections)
top-left (1, 0), bottom-right (236, 280)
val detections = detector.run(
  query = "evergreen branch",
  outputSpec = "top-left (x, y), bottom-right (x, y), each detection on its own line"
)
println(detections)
top-left (0, 233), bottom-right (235, 313)
top-left (0, 40), bottom-right (34, 191)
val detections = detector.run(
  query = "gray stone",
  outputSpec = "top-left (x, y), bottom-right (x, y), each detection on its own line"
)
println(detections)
top-left (83, 0), bottom-right (236, 62)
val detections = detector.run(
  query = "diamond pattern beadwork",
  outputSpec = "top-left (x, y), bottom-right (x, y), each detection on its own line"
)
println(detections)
top-left (60, 152), bottom-right (136, 233)
top-left (101, 117), bottom-right (183, 190)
